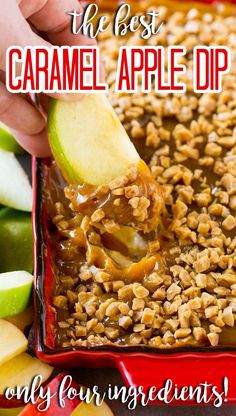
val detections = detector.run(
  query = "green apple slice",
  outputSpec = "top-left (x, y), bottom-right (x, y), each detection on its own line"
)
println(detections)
top-left (0, 271), bottom-right (33, 318)
top-left (0, 352), bottom-right (53, 395)
top-left (0, 149), bottom-right (32, 211)
top-left (0, 320), bottom-right (28, 366)
top-left (0, 209), bottom-right (33, 274)
top-left (48, 94), bottom-right (140, 185)
top-left (0, 123), bottom-right (24, 155)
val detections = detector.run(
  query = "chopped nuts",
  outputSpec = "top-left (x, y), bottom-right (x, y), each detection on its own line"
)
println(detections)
top-left (193, 327), bottom-right (206, 342)
top-left (93, 323), bottom-right (105, 334)
top-left (175, 328), bottom-right (191, 339)
top-left (132, 298), bottom-right (145, 311)
top-left (205, 306), bottom-right (218, 319)
top-left (193, 254), bottom-right (210, 273)
top-left (207, 332), bottom-right (219, 347)
top-left (205, 143), bottom-right (222, 157)
top-left (167, 283), bottom-right (181, 301)
top-left (133, 283), bottom-right (149, 299)
top-left (53, 296), bottom-right (68, 309)
top-left (105, 327), bottom-right (120, 340)
top-left (75, 326), bottom-right (87, 337)
top-left (125, 185), bottom-right (139, 198)
top-left (91, 209), bottom-right (105, 223)
top-left (105, 301), bottom-right (120, 317)
top-left (141, 308), bottom-right (155, 325)
top-left (178, 304), bottom-right (191, 328)
top-left (222, 215), bottom-right (236, 231)
top-left (94, 271), bottom-right (111, 283)
top-left (119, 316), bottom-right (132, 329)
top-left (201, 292), bottom-right (215, 308)
top-left (222, 306), bottom-right (234, 327)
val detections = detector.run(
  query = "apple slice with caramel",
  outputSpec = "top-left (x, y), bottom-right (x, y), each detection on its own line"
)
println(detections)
top-left (48, 94), bottom-right (139, 186)
top-left (48, 94), bottom-right (164, 233)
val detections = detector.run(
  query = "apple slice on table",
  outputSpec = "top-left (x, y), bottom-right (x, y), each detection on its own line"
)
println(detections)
top-left (71, 400), bottom-right (114, 416)
top-left (0, 149), bottom-right (32, 212)
top-left (0, 407), bottom-right (24, 416)
top-left (0, 123), bottom-right (24, 155)
top-left (6, 305), bottom-right (33, 333)
top-left (0, 271), bottom-right (33, 318)
top-left (0, 208), bottom-right (33, 274)
top-left (48, 94), bottom-right (140, 185)
top-left (0, 320), bottom-right (28, 366)
top-left (0, 353), bottom-right (53, 409)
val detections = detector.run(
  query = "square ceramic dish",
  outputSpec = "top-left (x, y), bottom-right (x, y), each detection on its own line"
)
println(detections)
top-left (33, 0), bottom-right (236, 404)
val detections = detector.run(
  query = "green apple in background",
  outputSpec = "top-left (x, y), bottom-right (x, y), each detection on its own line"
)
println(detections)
top-left (0, 271), bottom-right (33, 318)
top-left (0, 208), bottom-right (33, 274)
top-left (0, 149), bottom-right (32, 211)
top-left (48, 94), bottom-right (140, 185)
top-left (0, 123), bottom-right (24, 155)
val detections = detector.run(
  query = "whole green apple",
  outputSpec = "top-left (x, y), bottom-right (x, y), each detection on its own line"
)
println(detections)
top-left (0, 209), bottom-right (33, 273)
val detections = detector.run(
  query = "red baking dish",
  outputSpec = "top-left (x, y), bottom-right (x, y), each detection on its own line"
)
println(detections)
top-left (33, 0), bottom-right (236, 405)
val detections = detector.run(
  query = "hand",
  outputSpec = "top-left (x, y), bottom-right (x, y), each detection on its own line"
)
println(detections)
top-left (0, 0), bottom-right (97, 157)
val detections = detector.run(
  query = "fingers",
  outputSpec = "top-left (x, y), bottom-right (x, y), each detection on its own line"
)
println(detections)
top-left (16, 0), bottom-right (48, 19)
top-left (0, 81), bottom-right (50, 157)
top-left (12, 128), bottom-right (51, 157)
top-left (25, 0), bottom-right (106, 99)
top-left (22, 0), bottom-right (97, 47)
top-left (0, 0), bottom-right (105, 157)
top-left (0, 0), bottom-right (51, 73)
top-left (0, 82), bottom-right (45, 135)
top-left (1, 1), bottom-right (88, 102)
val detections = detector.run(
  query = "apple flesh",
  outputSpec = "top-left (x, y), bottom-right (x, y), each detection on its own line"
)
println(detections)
top-left (0, 149), bottom-right (32, 211)
top-left (48, 94), bottom-right (140, 185)
top-left (0, 271), bottom-right (33, 318)
top-left (0, 320), bottom-right (28, 366)
top-left (0, 123), bottom-right (24, 155)
top-left (0, 407), bottom-right (24, 415)
top-left (71, 400), bottom-right (114, 416)
top-left (0, 209), bottom-right (33, 274)
top-left (6, 305), bottom-right (33, 333)
top-left (0, 353), bottom-right (53, 408)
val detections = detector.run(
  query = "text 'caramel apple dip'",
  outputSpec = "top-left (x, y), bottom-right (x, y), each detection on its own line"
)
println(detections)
top-left (46, 2), bottom-right (236, 351)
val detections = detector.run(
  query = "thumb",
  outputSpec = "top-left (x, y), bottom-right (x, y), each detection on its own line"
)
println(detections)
top-left (0, 0), bottom-right (51, 74)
